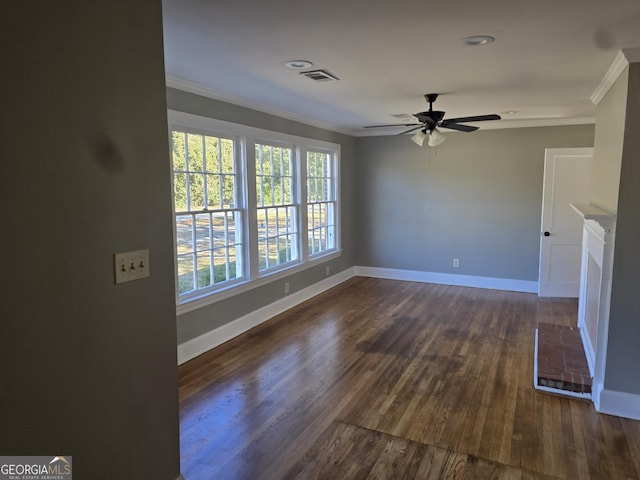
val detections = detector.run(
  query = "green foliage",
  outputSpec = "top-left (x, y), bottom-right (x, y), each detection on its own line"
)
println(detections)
top-left (307, 150), bottom-right (331, 202)
top-left (178, 247), bottom-right (289, 295)
top-left (178, 260), bottom-right (238, 294)
top-left (258, 247), bottom-right (291, 271)
top-left (255, 143), bottom-right (293, 206)
top-left (171, 131), bottom-right (236, 212)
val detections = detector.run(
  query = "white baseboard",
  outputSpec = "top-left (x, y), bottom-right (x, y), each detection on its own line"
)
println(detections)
top-left (596, 387), bottom-right (640, 420)
top-left (177, 267), bottom-right (356, 364)
top-left (354, 266), bottom-right (538, 293)
top-left (592, 380), bottom-right (603, 409)
top-left (178, 266), bottom-right (538, 364)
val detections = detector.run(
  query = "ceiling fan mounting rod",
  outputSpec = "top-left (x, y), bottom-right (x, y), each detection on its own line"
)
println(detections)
top-left (425, 93), bottom-right (439, 109)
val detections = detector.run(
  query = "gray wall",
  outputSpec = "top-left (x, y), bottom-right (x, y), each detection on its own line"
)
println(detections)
top-left (167, 89), bottom-right (357, 343)
top-left (605, 63), bottom-right (640, 394)
top-left (591, 66), bottom-right (628, 213)
top-left (354, 125), bottom-right (595, 281)
top-left (1, 3), bottom-right (180, 479)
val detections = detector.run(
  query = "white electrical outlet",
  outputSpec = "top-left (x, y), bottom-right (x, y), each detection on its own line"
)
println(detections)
top-left (453, 258), bottom-right (460, 268)
top-left (284, 281), bottom-right (290, 294)
top-left (325, 265), bottom-right (330, 276)
top-left (114, 249), bottom-right (150, 284)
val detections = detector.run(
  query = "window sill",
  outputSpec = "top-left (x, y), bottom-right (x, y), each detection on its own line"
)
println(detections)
top-left (176, 249), bottom-right (342, 316)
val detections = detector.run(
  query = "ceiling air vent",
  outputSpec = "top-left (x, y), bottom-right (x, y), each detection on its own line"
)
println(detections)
top-left (300, 69), bottom-right (339, 82)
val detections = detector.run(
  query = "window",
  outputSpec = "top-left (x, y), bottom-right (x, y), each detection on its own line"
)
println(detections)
top-left (171, 131), bottom-right (243, 297)
top-left (306, 150), bottom-right (336, 256)
top-left (255, 143), bottom-right (298, 272)
top-left (168, 111), bottom-right (340, 310)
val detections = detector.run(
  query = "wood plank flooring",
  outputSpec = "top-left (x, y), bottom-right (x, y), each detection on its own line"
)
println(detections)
top-left (179, 277), bottom-right (640, 480)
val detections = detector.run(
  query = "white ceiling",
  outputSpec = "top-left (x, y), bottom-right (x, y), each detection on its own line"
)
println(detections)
top-left (162, 0), bottom-right (640, 136)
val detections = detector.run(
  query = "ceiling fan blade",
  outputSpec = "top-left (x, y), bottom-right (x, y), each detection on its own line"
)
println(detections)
top-left (363, 123), bottom-right (421, 128)
top-left (398, 125), bottom-right (424, 135)
top-left (439, 122), bottom-right (479, 133)
top-left (443, 114), bottom-right (501, 123)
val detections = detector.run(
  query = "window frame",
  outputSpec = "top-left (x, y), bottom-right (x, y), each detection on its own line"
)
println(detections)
top-left (168, 110), bottom-right (341, 314)
top-left (304, 147), bottom-right (338, 259)
top-left (169, 127), bottom-right (247, 302)
top-left (253, 140), bottom-right (300, 275)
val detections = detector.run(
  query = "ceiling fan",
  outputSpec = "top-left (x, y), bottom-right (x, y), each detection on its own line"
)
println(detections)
top-left (364, 93), bottom-right (501, 147)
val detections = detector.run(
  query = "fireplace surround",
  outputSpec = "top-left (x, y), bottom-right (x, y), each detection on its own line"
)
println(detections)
top-left (570, 203), bottom-right (616, 408)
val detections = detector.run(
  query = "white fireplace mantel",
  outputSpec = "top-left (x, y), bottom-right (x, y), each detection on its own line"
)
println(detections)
top-left (570, 202), bottom-right (616, 412)
top-left (570, 203), bottom-right (616, 232)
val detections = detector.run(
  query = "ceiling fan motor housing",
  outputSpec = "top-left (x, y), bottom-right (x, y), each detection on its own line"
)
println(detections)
top-left (415, 110), bottom-right (445, 124)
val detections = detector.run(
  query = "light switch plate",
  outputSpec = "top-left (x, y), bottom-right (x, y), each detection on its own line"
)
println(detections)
top-left (114, 249), bottom-right (150, 284)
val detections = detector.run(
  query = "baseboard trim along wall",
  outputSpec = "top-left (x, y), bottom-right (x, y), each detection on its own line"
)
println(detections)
top-left (596, 388), bottom-right (640, 421)
top-left (177, 267), bottom-right (357, 364)
top-left (177, 266), bottom-right (538, 365)
top-left (354, 266), bottom-right (539, 293)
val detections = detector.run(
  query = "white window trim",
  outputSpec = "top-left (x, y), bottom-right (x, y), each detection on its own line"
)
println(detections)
top-left (253, 139), bottom-right (299, 275)
top-left (303, 146), bottom-right (339, 258)
top-left (168, 110), bottom-right (341, 315)
top-left (171, 129), bottom-right (247, 300)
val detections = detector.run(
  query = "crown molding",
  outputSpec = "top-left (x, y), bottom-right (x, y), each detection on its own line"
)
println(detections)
top-left (590, 48), bottom-right (640, 106)
top-left (165, 74), bottom-right (359, 136)
top-left (591, 51), bottom-right (628, 105)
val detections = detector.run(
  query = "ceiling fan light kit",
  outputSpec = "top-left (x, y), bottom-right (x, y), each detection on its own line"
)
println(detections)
top-left (410, 129), bottom-right (446, 147)
top-left (411, 130), bottom-right (427, 146)
top-left (427, 129), bottom-right (446, 147)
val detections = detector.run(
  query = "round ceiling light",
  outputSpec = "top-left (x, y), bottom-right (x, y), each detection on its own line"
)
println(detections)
top-left (285, 60), bottom-right (313, 69)
top-left (462, 35), bottom-right (495, 46)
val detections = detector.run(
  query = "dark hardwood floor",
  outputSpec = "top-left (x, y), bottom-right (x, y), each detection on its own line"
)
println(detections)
top-left (179, 277), bottom-right (640, 480)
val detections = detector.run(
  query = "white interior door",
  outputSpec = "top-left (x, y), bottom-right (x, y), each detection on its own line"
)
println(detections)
top-left (538, 148), bottom-right (594, 297)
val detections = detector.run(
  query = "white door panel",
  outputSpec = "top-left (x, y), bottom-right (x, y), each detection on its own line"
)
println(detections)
top-left (538, 148), bottom-right (594, 297)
